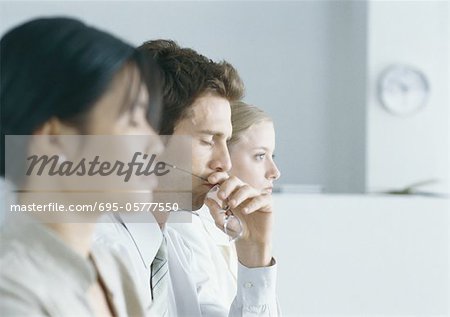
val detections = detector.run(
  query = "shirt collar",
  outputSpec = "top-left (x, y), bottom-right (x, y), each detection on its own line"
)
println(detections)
top-left (119, 212), bottom-right (163, 268)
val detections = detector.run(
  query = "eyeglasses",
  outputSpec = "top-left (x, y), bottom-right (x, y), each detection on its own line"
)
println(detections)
top-left (206, 185), bottom-right (243, 242)
top-left (165, 163), bottom-right (243, 242)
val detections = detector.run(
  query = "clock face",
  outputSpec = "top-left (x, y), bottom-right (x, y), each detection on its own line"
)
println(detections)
top-left (378, 65), bottom-right (430, 116)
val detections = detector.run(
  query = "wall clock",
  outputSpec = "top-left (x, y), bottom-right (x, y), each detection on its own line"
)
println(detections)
top-left (378, 65), bottom-right (430, 116)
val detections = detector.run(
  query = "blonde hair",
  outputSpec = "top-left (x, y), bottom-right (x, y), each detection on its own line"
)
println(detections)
top-left (228, 101), bottom-right (272, 146)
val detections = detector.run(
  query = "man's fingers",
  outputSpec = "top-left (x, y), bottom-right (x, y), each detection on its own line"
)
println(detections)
top-left (207, 172), bottom-right (229, 185)
top-left (227, 184), bottom-right (258, 208)
top-left (235, 194), bottom-right (273, 215)
top-left (216, 176), bottom-right (244, 200)
top-left (205, 198), bottom-right (226, 229)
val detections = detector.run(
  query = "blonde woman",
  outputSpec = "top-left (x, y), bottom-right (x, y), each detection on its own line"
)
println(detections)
top-left (228, 101), bottom-right (281, 195)
top-left (215, 101), bottom-right (281, 302)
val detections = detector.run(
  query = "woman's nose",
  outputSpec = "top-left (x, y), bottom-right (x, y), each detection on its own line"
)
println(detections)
top-left (267, 160), bottom-right (281, 180)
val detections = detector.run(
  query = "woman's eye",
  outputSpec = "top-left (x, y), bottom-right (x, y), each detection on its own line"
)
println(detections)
top-left (255, 153), bottom-right (266, 161)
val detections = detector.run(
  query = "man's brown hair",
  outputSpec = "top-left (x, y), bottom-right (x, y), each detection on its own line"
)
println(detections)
top-left (138, 40), bottom-right (245, 135)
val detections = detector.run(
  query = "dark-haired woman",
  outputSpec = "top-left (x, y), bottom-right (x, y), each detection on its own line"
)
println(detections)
top-left (0, 17), bottom-right (162, 316)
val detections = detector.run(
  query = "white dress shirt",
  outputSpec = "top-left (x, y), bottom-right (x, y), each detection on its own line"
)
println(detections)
top-left (168, 206), bottom-right (238, 307)
top-left (95, 209), bottom-right (279, 316)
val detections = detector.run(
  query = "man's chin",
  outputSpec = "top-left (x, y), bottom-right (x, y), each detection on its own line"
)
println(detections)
top-left (192, 190), bottom-right (209, 211)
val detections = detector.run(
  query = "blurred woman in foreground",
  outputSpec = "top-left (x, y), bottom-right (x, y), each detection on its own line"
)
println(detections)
top-left (0, 17), bottom-right (162, 316)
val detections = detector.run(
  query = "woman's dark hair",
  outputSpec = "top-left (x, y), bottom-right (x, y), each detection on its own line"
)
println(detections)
top-left (0, 17), bottom-right (161, 178)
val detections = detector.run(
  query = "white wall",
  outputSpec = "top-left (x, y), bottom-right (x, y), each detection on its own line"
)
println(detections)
top-left (1, 1), bottom-right (448, 194)
top-left (323, 1), bottom-right (368, 193)
top-left (272, 194), bottom-right (449, 316)
top-left (366, 1), bottom-right (450, 195)
top-left (0, 0), bottom-right (370, 193)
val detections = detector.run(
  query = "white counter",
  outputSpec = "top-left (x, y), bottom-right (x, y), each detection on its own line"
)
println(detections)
top-left (272, 194), bottom-right (449, 316)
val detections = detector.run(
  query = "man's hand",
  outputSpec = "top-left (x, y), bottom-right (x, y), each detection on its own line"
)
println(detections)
top-left (204, 172), bottom-right (273, 268)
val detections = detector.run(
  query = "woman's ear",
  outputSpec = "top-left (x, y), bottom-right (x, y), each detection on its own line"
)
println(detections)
top-left (34, 118), bottom-right (57, 149)
top-left (33, 120), bottom-right (53, 136)
top-left (33, 117), bottom-right (73, 136)
top-left (32, 117), bottom-right (69, 160)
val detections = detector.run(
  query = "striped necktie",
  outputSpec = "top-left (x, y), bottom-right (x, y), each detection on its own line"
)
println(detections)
top-left (149, 237), bottom-right (168, 316)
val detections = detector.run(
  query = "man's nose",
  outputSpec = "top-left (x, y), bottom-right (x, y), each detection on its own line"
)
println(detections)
top-left (209, 144), bottom-right (232, 172)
